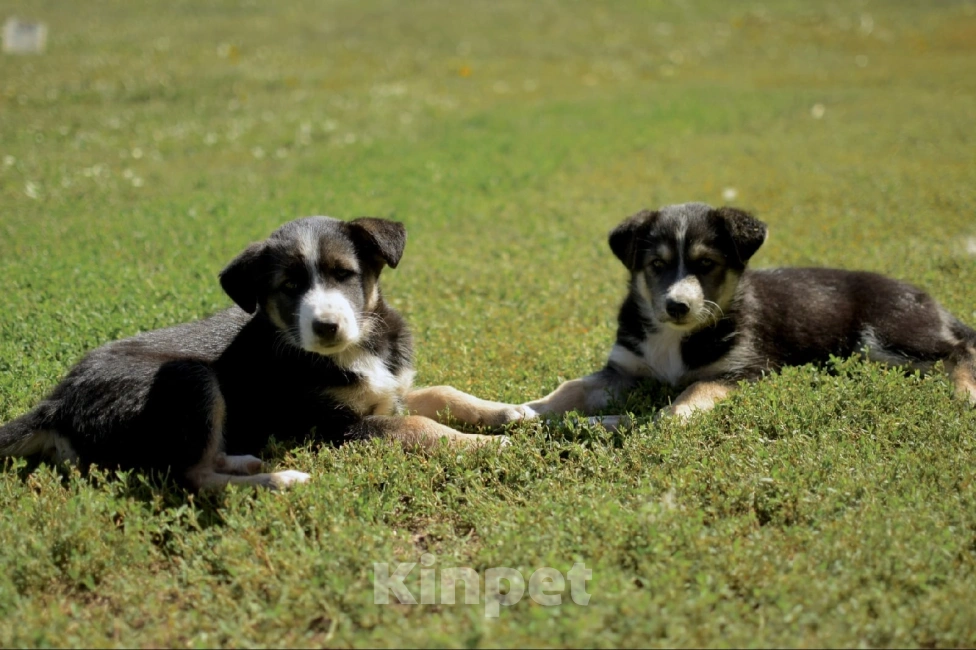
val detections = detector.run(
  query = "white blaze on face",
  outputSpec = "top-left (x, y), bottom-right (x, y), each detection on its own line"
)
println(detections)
top-left (664, 273), bottom-right (705, 325)
top-left (660, 218), bottom-right (704, 325)
top-left (299, 285), bottom-right (360, 353)
top-left (294, 221), bottom-right (361, 354)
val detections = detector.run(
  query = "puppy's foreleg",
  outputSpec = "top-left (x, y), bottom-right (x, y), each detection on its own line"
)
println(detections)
top-left (407, 366), bottom-right (633, 429)
top-left (348, 415), bottom-right (508, 451)
top-left (658, 380), bottom-right (737, 422)
top-left (406, 386), bottom-right (535, 427)
top-left (524, 366), bottom-right (633, 417)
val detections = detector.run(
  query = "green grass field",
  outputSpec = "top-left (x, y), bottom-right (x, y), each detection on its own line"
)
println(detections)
top-left (2, 0), bottom-right (976, 646)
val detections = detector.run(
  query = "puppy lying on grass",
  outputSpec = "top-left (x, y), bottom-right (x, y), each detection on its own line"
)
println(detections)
top-left (459, 202), bottom-right (976, 426)
top-left (0, 216), bottom-right (513, 490)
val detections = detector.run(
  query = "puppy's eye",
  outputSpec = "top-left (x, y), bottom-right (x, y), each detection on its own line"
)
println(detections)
top-left (281, 279), bottom-right (304, 295)
top-left (696, 259), bottom-right (717, 272)
top-left (333, 268), bottom-right (356, 282)
top-left (649, 259), bottom-right (668, 271)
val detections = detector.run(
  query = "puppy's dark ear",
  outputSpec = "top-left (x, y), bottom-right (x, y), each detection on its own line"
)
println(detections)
top-left (349, 217), bottom-right (407, 269)
top-left (609, 210), bottom-right (658, 270)
top-left (219, 242), bottom-right (267, 314)
top-left (712, 206), bottom-right (767, 265)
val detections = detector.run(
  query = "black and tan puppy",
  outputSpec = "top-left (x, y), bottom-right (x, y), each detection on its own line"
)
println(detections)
top-left (0, 216), bottom-right (514, 490)
top-left (461, 202), bottom-right (976, 425)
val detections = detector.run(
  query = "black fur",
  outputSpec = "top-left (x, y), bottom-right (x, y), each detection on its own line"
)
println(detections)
top-left (605, 202), bottom-right (976, 388)
top-left (728, 268), bottom-right (975, 376)
top-left (0, 216), bottom-right (415, 487)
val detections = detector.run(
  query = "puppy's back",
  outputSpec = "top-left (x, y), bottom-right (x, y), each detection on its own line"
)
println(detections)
top-left (741, 268), bottom-right (968, 367)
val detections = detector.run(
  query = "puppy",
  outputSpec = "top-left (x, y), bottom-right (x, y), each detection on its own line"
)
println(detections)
top-left (465, 202), bottom-right (976, 425)
top-left (0, 216), bottom-right (513, 490)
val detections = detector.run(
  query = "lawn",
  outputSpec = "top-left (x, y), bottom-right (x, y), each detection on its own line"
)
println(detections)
top-left (2, 0), bottom-right (976, 646)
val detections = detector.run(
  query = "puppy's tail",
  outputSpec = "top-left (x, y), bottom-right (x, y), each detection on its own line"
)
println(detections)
top-left (0, 405), bottom-right (55, 457)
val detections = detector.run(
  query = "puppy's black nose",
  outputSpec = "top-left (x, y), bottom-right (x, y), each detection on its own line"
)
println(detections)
top-left (312, 319), bottom-right (339, 340)
top-left (665, 300), bottom-right (690, 319)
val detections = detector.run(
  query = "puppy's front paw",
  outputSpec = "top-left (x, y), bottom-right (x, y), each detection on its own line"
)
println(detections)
top-left (267, 470), bottom-right (311, 490)
top-left (477, 403), bottom-right (538, 427)
top-left (505, 404), bottom-right (538, 424)
top-left (656, 403), bottom-right (698, 423)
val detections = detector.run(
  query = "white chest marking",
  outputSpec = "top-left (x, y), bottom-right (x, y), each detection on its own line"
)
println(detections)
top-left (641, 328), bottom-right (688, 385)
top-left (607, 327), bottom-right (688, 386)
top-left (325, 348), bottom-right (415, 416)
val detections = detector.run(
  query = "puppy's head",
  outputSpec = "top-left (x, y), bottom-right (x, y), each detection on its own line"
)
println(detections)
top-left (219, 216), bottom-right (406, 355)
top-left (609, 203), bottom-right (767, 331)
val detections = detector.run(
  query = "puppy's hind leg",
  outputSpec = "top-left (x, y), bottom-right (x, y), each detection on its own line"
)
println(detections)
top-left (213, 453), bottom-right (263, 475)
top-left (183, 374), bottom-right (309, 491)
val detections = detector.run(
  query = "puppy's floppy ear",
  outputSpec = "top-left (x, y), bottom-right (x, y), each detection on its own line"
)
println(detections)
top-left (219, 242), bottom-right (267, 314)
top-left (712, 206), bottom-right (768, 265)
top-left (609, 209), bottom-right (659, 270)
top-left (349, 217), bottom-right (407, 269)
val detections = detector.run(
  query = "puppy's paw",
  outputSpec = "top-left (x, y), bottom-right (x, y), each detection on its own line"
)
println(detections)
top-left (655, 403), bottom-right (699, 423)
top-left (462, 433), bottom-right (512, 450)
top-left (267, 470), bottom-right (311, 490)
top-left (478, 404), bottom-right (538, 427)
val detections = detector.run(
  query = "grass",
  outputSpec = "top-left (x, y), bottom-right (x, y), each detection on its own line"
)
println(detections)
top-left (2, 0), bottom-right (976, 646)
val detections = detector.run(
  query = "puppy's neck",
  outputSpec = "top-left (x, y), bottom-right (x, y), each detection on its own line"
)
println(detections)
top-left (328, 343), bottom-right (374, 370)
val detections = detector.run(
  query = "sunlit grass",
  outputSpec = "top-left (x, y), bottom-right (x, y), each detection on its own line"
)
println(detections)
top-left (1, 0), bottom-right (976, 646)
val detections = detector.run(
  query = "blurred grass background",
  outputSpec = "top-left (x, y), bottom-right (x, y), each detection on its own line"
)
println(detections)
top-left (1, 1), bottom-right (975, 647)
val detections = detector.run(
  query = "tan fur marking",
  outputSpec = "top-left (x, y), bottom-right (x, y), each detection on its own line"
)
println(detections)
top-left (687, 243), bottom-right (722, 261)
top-left (365, 282), bottom-right (380, 312)
top-left (660, 380), bottom-right (736, 421)
top-left (184, 377), bottom-right (227, 489)
top-left (265, 301), bottom-right (290, 333)
top-left (5, 429), bottom-right (57, 458)
top-left (715, 269), bottom-right (741, 312)
top-left (379, 415), bottom-right (505, 450)
top-left (321, 253), bottom-right (359, 273)
top-left (947, 345), bottom-right (976, 406)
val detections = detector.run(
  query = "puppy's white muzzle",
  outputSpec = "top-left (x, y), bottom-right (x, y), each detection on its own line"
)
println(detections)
top-left (299, 286), bottom-right (360, 354)
top-left (661, 275), bottom-right (704, 327)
